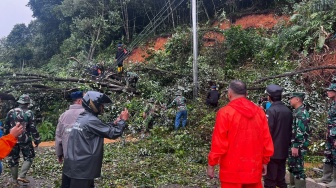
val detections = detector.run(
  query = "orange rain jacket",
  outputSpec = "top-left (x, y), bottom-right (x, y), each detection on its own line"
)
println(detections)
top-left (208, 97), bottom-right (274, 183)
top-left (0, 134), bottom-right (17, 159)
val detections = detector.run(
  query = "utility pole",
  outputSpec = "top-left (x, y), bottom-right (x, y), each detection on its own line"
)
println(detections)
top-left (192, 0), bottom-right (198, 99)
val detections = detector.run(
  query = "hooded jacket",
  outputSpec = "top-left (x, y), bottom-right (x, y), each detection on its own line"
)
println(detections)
top-left (0, 134), bottom-right (17, 159)
top-left (63, 111), bottom-right (126, 179)
top-left (55, 104), bottom-right (84, 158)
top-left (208, 97), bottom-right (274, 183)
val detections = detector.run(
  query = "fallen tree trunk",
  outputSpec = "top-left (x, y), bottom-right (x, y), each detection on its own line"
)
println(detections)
top-left (253, 65), bottom-right (336, 84)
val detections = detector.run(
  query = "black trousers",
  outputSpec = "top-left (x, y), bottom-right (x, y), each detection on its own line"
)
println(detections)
top-left (61, 173), bottom-right (71, 188)
top-left (70, 178), bottom-right (94, 188)
top-left (264, 158), bottom-right (287, 188)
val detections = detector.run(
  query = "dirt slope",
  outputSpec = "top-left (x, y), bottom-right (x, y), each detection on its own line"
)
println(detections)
top-left (127, 14), bottom-right (289, 62)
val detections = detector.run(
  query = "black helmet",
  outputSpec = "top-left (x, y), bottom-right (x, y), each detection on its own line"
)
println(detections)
top-left (82, 91), bottom-right (112, 115)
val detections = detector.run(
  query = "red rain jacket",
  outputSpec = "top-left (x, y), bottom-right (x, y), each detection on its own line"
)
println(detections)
top-left (208, 97), bottom-right (274, 183)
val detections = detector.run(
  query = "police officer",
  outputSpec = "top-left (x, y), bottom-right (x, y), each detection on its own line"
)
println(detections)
top-left (316, 83), bottom-right (336, 186)
top-left (4, 94), bottom-right (41, 185)
top-left (264, 84), bottom-right (293, 188)
top-left (287, 92), bottom-right (310, 188)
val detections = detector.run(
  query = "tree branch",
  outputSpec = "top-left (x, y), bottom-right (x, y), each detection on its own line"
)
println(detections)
top-left (253, 65), bottom-right (336, 84)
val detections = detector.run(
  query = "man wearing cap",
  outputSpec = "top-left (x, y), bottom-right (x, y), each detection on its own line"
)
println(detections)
top-left (206, 85), bottom-right (220, 107)
top-left (287, 92), bottom-right (310, 188)
top-left (316, 83), bottom-right (336, 186)
top-left (4, 94), bottom-right (41, 185)
top-left (115, 43), bottom-right (127, 73)
top-left (167, 91), bottom-right (187, 130)
top-left (263, 84), bottom-right (293, 188)
top-left (55, 91), bottom-right (84, 188)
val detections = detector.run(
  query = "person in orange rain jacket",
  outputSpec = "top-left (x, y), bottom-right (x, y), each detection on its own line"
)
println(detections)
top-left (207, 80), bottom-right (274, 188)
top-left (0, 123), bottom-right (23, 159)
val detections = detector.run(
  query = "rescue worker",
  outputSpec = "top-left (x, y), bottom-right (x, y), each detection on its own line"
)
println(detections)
top-left (143, 98), bottom-right (160, 132)
top-left (263, 84), bottom-right (293, 188)
top-left (63, 91), bottom-right (129, 188)
top-left (207, 80), bottom-right (274, 188)
top-left (4, 94), bottom-right (41, 185)
top-left (0, 123), bottom-right (23, 175)
top-left (126, 72), bottom-right (139, 88)
top-left (167, 91), bottom-right (187, 130)
top-left (55, 91), bottom-right (84, 187)
top-left (287, 92), bottom-right (310, 188)
top-left (316, 83), bottom-right (336, 186)
top-left (206, 85), bottom-right (220, 107)
top-left (115, 43), bottom-right (127, 74)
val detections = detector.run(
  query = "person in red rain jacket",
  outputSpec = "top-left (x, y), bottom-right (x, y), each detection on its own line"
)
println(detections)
top-left (207, 80), bottom-right (274, 188)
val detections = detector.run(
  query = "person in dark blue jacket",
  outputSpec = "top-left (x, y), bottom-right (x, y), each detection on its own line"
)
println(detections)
top-left (263, 84), bottom-right (293, 188)
top-left (206, 86), bottom-right (220, 107)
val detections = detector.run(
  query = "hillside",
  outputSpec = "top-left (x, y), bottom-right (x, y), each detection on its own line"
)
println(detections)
top-left (126, 14), bottom-right (290, 63)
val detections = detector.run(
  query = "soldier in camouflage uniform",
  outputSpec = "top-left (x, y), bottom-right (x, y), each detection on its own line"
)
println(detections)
top-left (167, 91), bottom-right (187, 130)
top-left (125, 72), bottom-right (139, 88)
top-left (316, 83), bottom-right (336, 187)
top-left (4, 94), bottom-right (41, 185)
top-left (142, 98), bottom-right (160, 132)
top-left (287, 92), bottom-right (310, 188)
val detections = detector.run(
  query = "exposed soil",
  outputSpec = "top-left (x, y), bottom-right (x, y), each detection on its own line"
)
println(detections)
top-left (39, 138), bottom-right (119, 147)
top-left (127, 14), bottom-right (289, 61)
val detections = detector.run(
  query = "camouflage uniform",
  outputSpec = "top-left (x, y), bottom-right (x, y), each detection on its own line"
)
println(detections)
top-left (4, 94), bottom-right (40, 183)
top-left (126, 72), bottom-right (139, 88)
top-left (324, 100), bottom-right (336, 166)
top-left (288, 105), bottom-right (310, 180)
top-left (167, 92), bottom-right (187, 130)
top-left (143, 100), bottom-right (159, 131)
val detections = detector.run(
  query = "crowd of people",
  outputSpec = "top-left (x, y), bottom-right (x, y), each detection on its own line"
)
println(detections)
top-left (205, 80), bottom-right (336, 188)
top-left (1, 79), bottom-right (336, 188)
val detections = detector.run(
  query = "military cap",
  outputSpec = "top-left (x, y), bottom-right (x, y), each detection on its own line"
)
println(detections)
top-left (175, 91), bottom-right (182, 96)
top-left (70, 91), bottom-right (83, 99)
top-left (326, 83), bottom-right (336, 92)
top-left (148, 98), bottom-right (155, 103)
top-left (265, 84), bottom-right (283, 97)
top-left (287, 92), bottom-right (305, 99)
top-left (17, 94), bottom-right (31, 104)
top-left (211, 85), bottom-right (216, 89)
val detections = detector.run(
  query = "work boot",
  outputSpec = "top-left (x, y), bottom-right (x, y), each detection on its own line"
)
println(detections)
top-left (10, 166), bottom-right (19, 185)
top-left (289, 173), bottom-right (295, 188)
top-left (316, 164), bottom-right (333, 183)
top-left (17, 160), bottom-right (32, 183)
top-left (294, 179), bottom-right (306, 188)
top-left (327, 167), bottom-right (336, 188)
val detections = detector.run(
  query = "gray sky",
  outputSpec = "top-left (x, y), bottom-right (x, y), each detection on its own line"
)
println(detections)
top-left (0, 0), bottom-right (33, 38)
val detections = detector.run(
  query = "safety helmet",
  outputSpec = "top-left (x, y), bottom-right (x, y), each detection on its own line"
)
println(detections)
top-left (82, 91), bottom-right (112, 115)
top-left (17, 94), bottom-right (31, 104)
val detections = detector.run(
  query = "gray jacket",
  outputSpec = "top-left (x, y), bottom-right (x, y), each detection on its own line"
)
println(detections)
top-left (55, 104), bottom-right (84, 158)
top-left (63, 111), bottom-right (126, 179)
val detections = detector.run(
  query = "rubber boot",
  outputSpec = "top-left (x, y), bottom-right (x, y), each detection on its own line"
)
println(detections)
top-left (10, 166), bottom-right (19, 185)
top-left (17, 160), bottom-right (32, 183)
top-left (294, 179), bottom-right (306, 188)
top-left (316, 164), bottom-right (333, 183)
top-left (289, 173), bottom-right (295, 188)
top-left (327, 167), bottom-right (336, 188)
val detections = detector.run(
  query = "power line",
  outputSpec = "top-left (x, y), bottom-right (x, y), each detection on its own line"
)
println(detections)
top-left (128, 0), bottom-right (179, 50)
top-left (128, 0), bottom-right (185, 53)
